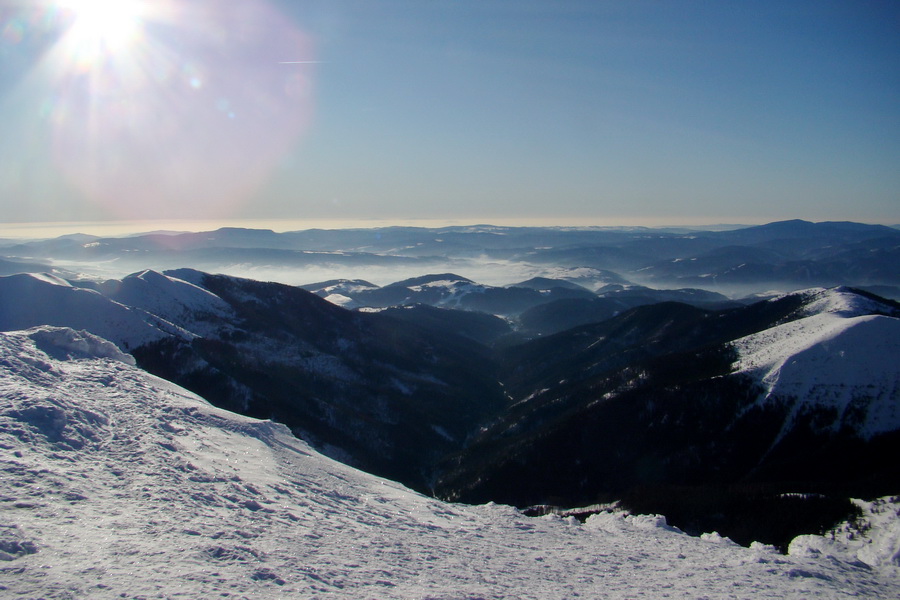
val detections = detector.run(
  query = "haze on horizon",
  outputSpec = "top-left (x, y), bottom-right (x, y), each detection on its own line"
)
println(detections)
top-left (1, 0), bottom-right (898, 229)
top-left (0, 215), bottom-right (777, 241)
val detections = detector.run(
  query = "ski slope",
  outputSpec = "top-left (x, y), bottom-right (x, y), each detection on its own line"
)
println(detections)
top-left (1, 327), bottom-right (898, 599)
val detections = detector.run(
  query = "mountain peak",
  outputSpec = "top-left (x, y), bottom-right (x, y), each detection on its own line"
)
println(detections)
top-left (388, 273), bottom-right (475, 288)
top-left (125, 269), bottom-right (169, 282)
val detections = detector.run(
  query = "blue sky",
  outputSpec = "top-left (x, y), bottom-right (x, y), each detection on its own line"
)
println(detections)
top-left (1, 0), bottom-right (898, 228)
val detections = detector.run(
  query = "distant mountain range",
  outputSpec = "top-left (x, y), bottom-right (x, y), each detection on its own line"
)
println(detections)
top-left (2, 219), bottom-right (898, 299)
top-left (1, 259), bottom-right (898, 548)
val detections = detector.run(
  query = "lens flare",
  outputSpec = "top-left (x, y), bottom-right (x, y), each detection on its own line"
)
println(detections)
top-left (1, 0), bottom-right (316, 221)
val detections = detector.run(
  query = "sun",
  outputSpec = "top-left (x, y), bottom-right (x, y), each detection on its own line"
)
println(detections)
top-left (60, 0), bottom-right (145, 51)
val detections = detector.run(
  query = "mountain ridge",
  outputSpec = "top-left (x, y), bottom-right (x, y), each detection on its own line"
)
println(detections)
top-left (3, 220), bottom-right (897, 297)
top-left (1, 269), bottom-right (897, 549)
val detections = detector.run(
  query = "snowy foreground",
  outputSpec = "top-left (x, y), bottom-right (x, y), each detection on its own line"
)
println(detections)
top-left (1, 328), bottom-right (898, 599)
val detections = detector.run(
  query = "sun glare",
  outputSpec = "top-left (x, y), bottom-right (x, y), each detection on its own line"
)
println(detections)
top-left (61, 0), bottom-right (144, 51)
top-left (19, 0), bottom-right (316, 220)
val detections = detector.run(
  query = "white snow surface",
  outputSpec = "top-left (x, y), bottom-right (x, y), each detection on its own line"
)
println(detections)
top-left (790, 497), bottom-right (900, 570)
top-left (0, 271), bottom-right (238, 351)
top-left (0, 273), bottom-right (178, 349)
top-left (733, 288), bottom-right (900, 437)
top-left (799, 286), bottom-right (892, 318)
top-left (2, 327), bottom-right (899, 599)
top-left (323, 293), bottom-right (356, 307)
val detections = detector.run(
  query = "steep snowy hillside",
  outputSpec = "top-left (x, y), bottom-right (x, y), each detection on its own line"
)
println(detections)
top-left (1, 327), bottom-right (898, 599)
top-left (95, 269), bottom-right (234, 337)
top-left (734, 288), bottom-right (900, 437)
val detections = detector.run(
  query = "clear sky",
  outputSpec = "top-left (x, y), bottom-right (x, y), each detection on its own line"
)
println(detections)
top-left (1, 0), bottom-right (898, 229)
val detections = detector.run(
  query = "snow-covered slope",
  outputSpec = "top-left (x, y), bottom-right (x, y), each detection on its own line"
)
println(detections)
top-left (0, 273), bottom-right (179, 349)
top-left (0, 270), bottom-right (235, 347)
top-left (1, 327), bottom-right (898, 599)
top-left (300, 278), bottom-right (379, 309)
top-left (733, 287), bottom-right (900, 437)
top-left (97, 269), bottom-right (234, 336)
top-left (790, 496), bottom-right (900, 569)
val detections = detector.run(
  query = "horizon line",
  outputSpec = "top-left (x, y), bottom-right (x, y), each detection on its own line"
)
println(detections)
top-left (0, 216), bottom-right (895, 240)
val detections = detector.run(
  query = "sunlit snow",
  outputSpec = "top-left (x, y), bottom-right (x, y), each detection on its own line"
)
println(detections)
top-left (733, 288), bottom-right (900, 437)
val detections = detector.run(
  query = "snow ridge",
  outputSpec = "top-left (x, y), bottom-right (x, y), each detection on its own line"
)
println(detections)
top-left (800, 286), bottom-right (894, 318)
top-left (0, 271), bottom-right (236, 350)
top-left (25, 326), bottom-right (136, 366)
top-left (0, 273), bottom-right (174, 349)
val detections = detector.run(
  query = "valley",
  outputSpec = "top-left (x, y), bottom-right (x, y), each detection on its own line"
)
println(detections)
top-left (1, 220), bottom-right (899, 553)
